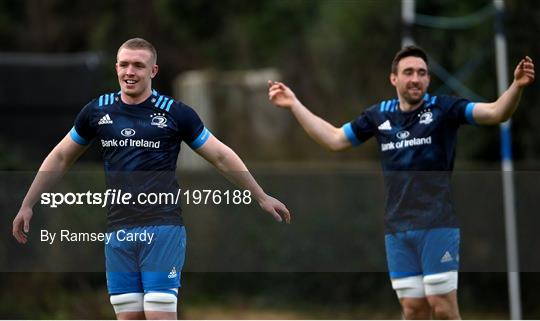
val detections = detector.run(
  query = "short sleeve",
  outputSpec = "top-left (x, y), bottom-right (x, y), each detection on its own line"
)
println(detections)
top-left (438, 95), bottom-right (477, 126)
top-left (174, 102), bottom-right (211, 150)
top-left (342, 111), bottom-right (377, 146)
top-left (70, 101), bottom-right (96, 145)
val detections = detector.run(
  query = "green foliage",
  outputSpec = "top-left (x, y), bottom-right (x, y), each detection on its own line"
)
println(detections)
top-left (0, 0), bottom-right (537, 163)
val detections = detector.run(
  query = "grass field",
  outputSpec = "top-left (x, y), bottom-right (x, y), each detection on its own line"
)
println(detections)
top-left (182, 301), bottom-right (509, 320)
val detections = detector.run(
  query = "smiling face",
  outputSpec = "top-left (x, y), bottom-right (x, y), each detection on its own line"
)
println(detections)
top-left (115, 48), bottom-right (158, 103)
top-left (390, 56), bottom-right (430, 109)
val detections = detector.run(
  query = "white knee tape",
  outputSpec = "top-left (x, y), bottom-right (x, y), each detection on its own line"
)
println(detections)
top-left (144, 292), bottom-right (178, 313)
top-left (391, 275), bottom-right (425, 298)
top-left (110, 292), bottom-right (144, 313)
top-left (423, 271), bottom-right (458, 296)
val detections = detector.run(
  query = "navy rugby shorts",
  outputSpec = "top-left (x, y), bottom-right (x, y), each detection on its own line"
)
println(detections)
top-left (105, 225), bottom-right (186, 294)
top-left (385, 228), bottom-right (459, 279)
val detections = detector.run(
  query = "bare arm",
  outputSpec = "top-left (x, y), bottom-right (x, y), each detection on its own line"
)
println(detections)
top-left (268, 81), bottom-right (352, 151)
top-left (12, 133), bottom-right (89, 243)
top-left (194, 135), bottom-right (290, 223)
top-left (473, 56), bottom-right (535, 125)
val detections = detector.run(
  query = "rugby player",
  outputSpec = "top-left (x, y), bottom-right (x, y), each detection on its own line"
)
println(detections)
top-left (13, 38), bottom-right (291, 320)
top-left (268, 45), bottom-right (534, 319)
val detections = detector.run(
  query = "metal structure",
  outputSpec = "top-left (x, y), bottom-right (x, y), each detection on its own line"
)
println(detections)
top-left (400, 0), bottom-right (521, 318)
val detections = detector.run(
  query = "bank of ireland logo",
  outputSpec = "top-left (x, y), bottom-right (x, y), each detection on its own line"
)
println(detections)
top-left (121, 128), bottom-right (136, 137)
top-left (150, 113), bottom-right (168, 128)
top-left (396, 130), bottom-right (410, 140)
top-left (419, 109), bottom-right (433, 125)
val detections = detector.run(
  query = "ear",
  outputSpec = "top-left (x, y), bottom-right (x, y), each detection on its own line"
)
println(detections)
top-left (115, 62), bottom-right (119, 74)
top-left (390, 73), bottom-right (397, 87)
top-left (151, 64), bottom-right (159, 78)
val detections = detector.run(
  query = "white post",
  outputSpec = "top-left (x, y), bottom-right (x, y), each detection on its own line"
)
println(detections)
top-left (493, 0), bottom-right (522, 319)
top-left (402, 0), bottom-right (415, 46)
top-left (174, 70), bottom-right (214, 170)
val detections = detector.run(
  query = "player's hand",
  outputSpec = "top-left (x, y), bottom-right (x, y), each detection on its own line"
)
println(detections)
top-left (257, 194), bottom-right (291, 224)
top-left (514, 56), bottom-right (535, 88)
top-left (12, 206), bottom-right (33, 244)
top-left (268, 80), bottom-right (299, 110)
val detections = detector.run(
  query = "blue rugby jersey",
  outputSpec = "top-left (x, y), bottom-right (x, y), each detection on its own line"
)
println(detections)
top-left (70, 90), bottom-right (211, 231)
top-left (342, 94), bottom-right (476, 233)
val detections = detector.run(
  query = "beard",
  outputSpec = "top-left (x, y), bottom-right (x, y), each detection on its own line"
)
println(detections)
top-left (401, 87), bottom-right (425, 106)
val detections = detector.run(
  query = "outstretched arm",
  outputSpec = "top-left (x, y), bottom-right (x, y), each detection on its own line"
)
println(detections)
top-left (194, 136), bottom-right (291, 223)
top-left (473, 56), bottom-right (535, 125)
top-left (268, 81), bottom-right (352, 151)
top-left (13, 133), bottom-right (89, 243)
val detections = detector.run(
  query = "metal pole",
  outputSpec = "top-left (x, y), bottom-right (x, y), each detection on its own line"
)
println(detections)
top-left (402, 0), bottom-right (415, 46)
top-left (493, 0), bottom-right (522, 319)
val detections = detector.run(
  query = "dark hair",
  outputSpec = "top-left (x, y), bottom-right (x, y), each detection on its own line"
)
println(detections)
top-left (117, 38), bottom-right (157, 64)
top-left (391, 45), bottom-right (428, 74)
